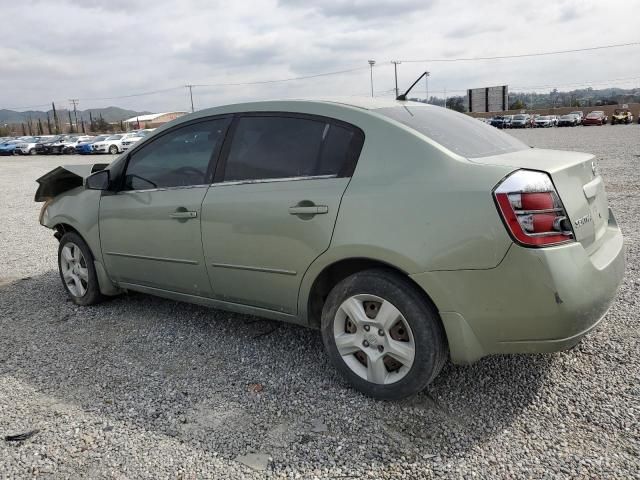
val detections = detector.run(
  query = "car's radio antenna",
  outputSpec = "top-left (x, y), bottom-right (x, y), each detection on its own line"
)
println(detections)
top-left (396, 72), bottom-right (429, 101)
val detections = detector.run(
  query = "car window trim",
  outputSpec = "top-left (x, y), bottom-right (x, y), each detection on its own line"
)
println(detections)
top-left (116, 115), bottom-right (232, 193)
top-left (211, 174), bottom-right (338, 188)
top-left (212, 111), bottom-right (365, 184)
top-left (114, 184), bottom-right (211, 195)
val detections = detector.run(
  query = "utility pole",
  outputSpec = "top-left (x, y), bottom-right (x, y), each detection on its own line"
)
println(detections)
top-left (186, 85), bottom-right (195, 112)
top-left (391, 61), bottom-right (401, 98)
top-left (368, 60), bottom-right (376, 97)
top-left (69, 99), bottom-right (79, 131)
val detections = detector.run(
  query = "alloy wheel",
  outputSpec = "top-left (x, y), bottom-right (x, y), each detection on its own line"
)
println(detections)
top-left (60, 242), bottom-right (89, 297)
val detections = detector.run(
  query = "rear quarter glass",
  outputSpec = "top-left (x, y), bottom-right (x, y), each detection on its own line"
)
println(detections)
top-left (375, 106), bottom-right (528, 158)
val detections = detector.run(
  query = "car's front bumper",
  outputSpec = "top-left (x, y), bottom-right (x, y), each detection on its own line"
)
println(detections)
top-left (411, 209), bottom-right (625, 364)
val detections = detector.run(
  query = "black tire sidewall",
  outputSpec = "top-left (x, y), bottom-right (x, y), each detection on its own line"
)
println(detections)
top-left (58, 232), bottom-right (103, 306)
top-left (321, 269), bottom-right (447, 400)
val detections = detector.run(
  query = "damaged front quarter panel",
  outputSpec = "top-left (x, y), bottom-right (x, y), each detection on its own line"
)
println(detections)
top-left (35, 163), bottom-right (120, 296)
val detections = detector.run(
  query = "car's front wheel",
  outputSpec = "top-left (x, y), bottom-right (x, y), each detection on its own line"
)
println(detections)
top-left (109, 145), bottom-right (118, 154)
top-left (58, 232), bottom-right (105, 306)
top-left (321, 269), bottom-right (447, 400)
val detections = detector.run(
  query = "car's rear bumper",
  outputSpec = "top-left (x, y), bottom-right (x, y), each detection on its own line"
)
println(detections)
top-left (411, 209), bottom-right (625, 364)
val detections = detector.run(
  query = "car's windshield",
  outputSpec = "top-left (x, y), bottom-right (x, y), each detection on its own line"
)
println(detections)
top-left (537, 116), bottom-right (549, 120)
top-left (92, 136), bottom-right (109, 142)
top-left (376, 105), bottom-right (528, 158)
top-left (107, 135), bottom-right (122, 140)
top-left (513, 115), bottom-right (526, 120)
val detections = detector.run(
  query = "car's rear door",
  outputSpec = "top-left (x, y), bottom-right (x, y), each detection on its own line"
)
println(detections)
top-left (99, 117), bottom-right (231, 296)
top-left (201, 113), bottom-right (364, 314)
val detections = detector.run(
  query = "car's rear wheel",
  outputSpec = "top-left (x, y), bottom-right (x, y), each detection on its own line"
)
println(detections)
top-left (109, 145), bottom-right (118, 154)
top-left (321, 269), bottom-right (447, 400)
top-left (58, 232), bottom-right (105, 306)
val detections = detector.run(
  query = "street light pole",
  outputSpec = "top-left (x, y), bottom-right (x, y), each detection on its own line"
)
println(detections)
top-left (368, 60), bottom-right (376, 97)
top-left (391, 60), bottom-right (401, 98)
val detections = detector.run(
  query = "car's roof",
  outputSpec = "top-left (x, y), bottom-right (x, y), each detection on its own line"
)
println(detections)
top-left (196, 97), bottom-right (428, 115)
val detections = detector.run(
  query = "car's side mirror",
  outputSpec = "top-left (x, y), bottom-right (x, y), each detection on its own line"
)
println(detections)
top-left (85, 169), bottom-right (110, 190)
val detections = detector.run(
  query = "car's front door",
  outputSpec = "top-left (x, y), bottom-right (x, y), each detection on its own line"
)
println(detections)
top-left (201, 114), bottom-right (364, 314)
top-left (100, 118), bottom-right (230, 295)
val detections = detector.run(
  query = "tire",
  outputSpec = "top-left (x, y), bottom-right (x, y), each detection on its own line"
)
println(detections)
top-left (321, 269), bottom-right (448, 400)
top-left (29, 148), bottom-right (36, 155)
top-left (58, 232), bottom-right (105, 306)
top-left (108, 145), bottom-right (118, 155)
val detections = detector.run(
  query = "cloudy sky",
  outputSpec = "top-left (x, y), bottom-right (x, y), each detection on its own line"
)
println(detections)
top-left (2, 0), bottom-right (639, 113)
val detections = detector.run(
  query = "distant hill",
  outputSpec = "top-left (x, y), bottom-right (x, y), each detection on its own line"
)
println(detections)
top-left (0, 106), bottom-right (150, 124)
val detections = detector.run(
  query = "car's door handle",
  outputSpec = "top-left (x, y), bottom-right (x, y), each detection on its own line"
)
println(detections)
top-left (169, 210), bottom-right (198, 219)
top-left (288, 205), bottom-right (329, 215)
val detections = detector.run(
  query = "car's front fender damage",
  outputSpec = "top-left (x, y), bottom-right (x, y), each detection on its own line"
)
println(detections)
top-left (35, 164), bottom-right (120, 296)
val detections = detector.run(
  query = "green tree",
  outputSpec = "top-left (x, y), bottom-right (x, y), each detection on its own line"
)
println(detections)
top-left (446, 96), bottom-right (466, 112)
top-left (509, 99), bottom-right (525, 110)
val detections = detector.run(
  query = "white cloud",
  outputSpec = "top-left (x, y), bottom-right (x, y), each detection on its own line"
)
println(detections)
top-left (1, 0), bottom-right (638, 112)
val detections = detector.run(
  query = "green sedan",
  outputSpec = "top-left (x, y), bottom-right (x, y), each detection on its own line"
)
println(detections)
top-left (36, 98), bottom-right (625, 400)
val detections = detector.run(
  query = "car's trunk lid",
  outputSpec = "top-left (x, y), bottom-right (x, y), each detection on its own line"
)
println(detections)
top-left (472, 148), bottom-right (609, 252)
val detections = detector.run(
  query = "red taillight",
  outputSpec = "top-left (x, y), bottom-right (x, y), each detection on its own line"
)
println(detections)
top-left (494, 170), bottom-right (574, 247)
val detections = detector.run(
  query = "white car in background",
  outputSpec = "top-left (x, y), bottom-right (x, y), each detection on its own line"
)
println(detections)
top-left (120, 133), bottom-right (147, 151)
top-left (92, 133), bottom-right (137, 154)
top-left (15, 136), bottom-right (49, 155)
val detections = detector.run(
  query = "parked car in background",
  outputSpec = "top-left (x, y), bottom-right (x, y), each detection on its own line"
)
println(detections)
top-left (75, 136), bottom-right (107, 154)
top-left (570, 111), bottom-right (584, 124)
top-left (611, 108), bottom-right (633, 125)
top-left (92, 133), bottom-right (136, 154)
top-left (529, 114), bottom-right (540, 127)
top-left (534, 115), bottom-right (554, 128)
top-left (490, 116), bottom-right (505, 128)
top-left (558, 114), bottom-right (579, 127)
top-left (36, 135), bottom-right (67, 154)
top-left (583, 111), bottom-right (608, 126)
top-left (0, 139), bottom-right (22, 156)
top-left (120, 132), bottom-right (147, 151)
top-left (502, 115), bottom-right (513, 128)
top-left (511, 114), bottom-right (531, 128)
top-left (34, 98), bottom-right (625, 400)
top-left (14, 136), bottom-right (48, 155)
top-left (50, 135), bottom-right (93, 154)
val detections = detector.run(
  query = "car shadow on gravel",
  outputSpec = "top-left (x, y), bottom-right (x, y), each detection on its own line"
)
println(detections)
top-left (0, 272), bottom-right (552, 467)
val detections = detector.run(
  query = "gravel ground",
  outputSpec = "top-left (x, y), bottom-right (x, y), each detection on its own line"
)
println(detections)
top-left (1, 126), bottom-right (639, 479)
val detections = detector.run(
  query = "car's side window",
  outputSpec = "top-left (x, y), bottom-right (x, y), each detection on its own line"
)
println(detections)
top-left (221, 115), bottom-right (363, 182)
top-left (123, 118), bottom-right (230, 190)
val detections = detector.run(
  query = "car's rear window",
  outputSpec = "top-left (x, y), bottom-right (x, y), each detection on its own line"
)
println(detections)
top-left (376, 106), bottom-right (527, 158)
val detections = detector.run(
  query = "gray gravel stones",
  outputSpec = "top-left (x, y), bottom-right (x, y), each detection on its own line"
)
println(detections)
top-left (1, 126), bottom-right (640, 479)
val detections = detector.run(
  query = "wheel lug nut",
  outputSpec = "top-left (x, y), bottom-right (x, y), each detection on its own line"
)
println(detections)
top-left (362, 340), bottom-right (369, 347)
top-left (378, 345), bottom-right (384, 353)
top-left (363, 325), bottom-right (370, 332)
top-left (378, 329), bottom-right (384, 336)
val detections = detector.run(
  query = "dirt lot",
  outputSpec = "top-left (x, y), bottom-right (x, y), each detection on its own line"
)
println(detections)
top-left (1, 125), bottom-right (639, 479)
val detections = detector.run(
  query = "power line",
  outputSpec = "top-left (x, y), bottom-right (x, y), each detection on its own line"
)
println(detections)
top-left (78, 86), bottom-right (185, 101)
top-left (397, 41), bottom-right (640, 63)
top-left (191, 66), bottom-right (368, 87)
